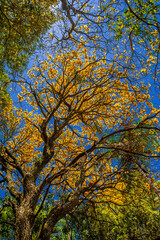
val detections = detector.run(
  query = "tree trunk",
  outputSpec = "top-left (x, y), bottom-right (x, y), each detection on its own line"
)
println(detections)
top-left (38, 197), bottom-right (80, 240)
top-left (38, 214), bottom-right (62, 240)
top-left (14, 173), bottom-right (39, 240)
top-left (15, 204), bottom-right (34, 240)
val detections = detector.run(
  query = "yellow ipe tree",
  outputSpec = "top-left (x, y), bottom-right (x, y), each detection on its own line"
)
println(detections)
top-left (0, 45), bottom-right (159, 240)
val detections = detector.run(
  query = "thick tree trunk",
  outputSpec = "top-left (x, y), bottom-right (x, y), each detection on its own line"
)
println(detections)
top-left (14, 174), bottom-right (38, 240)
top-left (15, 204), bottom-right (34, 240)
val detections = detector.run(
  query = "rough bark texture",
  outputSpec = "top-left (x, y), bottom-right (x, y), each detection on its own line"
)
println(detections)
top-left (14, 173), bottom-right (38, 240)
top-left (15, 205), bottom-right (34, 240)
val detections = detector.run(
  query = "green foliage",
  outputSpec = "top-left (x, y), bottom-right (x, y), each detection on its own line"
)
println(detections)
top-left (0, 196), bottom-right (15, 240)
top-left (104, 0), bottom-right (160, 49)
top-left (103, 0), bottom-right (160, 86)
top-left (64, 177), bottom-right (160, 240)
top-left (0, 0), bottom-right (57, 75)
top-left (0, 70), bottom-right (10, 109)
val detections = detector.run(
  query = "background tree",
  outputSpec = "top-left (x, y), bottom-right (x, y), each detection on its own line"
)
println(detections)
top-left (0, 0), bottom-right (57, 75)
top-left (63, 174), bottom-right (160, 240)
top-left (103, 0), bottom-right (160, 86)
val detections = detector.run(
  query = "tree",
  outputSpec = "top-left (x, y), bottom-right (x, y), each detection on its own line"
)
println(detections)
top-left (0, 0), bottom-right (57, 75)
top-left (0, 43), bottom-right (159, 239)
top-left (65, 174), bottom-right (160, 240)
top-left (0, 0), bottom-right (160, 239)
top-left (103, 0), bottom-right (160, 85)
top-left (56, 0), bottom-right (160, 92)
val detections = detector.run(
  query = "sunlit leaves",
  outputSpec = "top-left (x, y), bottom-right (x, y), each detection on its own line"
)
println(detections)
top-left (2, 44), bottom-right (159, 191)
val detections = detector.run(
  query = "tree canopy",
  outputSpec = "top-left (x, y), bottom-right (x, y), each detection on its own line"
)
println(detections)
top-left (0, 0), bottom-right (160, 239)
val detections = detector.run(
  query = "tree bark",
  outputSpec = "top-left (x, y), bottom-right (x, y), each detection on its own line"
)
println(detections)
top-left (38, 196), bottom-right (80, 240)
top-left (15, 204), bottom-right (34, 240)
top-left (14, 173), bottom-right (39, 240)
